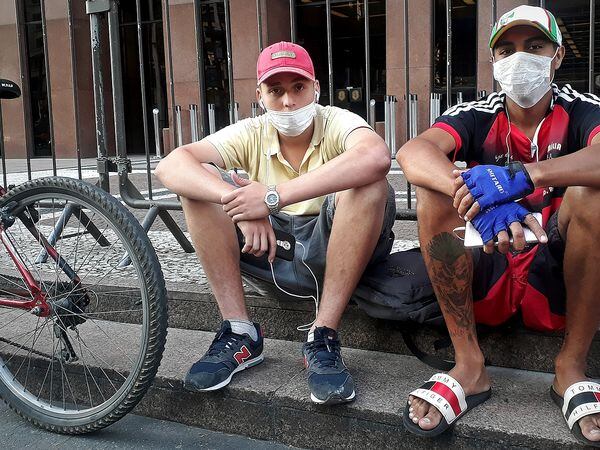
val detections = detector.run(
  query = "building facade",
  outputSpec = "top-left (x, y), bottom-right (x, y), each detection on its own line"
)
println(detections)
top-left (0, 0), bottom-right (598, 160)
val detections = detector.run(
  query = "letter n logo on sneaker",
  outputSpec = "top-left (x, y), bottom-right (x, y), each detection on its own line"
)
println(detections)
top-left (234, 345), bottom-right (251, 365)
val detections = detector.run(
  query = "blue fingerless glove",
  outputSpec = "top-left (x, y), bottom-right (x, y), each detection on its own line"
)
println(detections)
top-left (470, 202), bottom-right (531, 244)
top-left (461, 162), bottom-right (534, 210)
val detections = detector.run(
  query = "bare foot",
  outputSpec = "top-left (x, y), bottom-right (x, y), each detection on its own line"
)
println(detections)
top-left (407, 362), bottom-right (490, 431)
top-left (554, 363), bottom-right (600, 443)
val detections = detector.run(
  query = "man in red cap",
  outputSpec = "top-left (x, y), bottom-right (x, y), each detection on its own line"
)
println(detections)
top-left (156, 41), bottom-right (394, 404)
top-left (397, 5), bottom-right (600, 444)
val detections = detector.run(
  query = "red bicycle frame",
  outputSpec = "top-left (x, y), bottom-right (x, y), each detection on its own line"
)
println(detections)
top-left (0, 184), bottom-right (82, 317)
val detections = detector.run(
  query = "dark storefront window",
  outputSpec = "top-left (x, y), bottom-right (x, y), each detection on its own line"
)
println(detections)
top-left (296, 2), bottom-right (330, 106)
top-left (546, 1), bottom-right (590, 93)
top-left (433, 0), bottom-right (478, 107)
top-left (201, 0), bottom-right (231, 131)
top-left (296, 0), bottom-right (386, 121)
top-left (119, 0), bottom-right (168, 154)
top-left (22, 0), bottom-right (51, 157)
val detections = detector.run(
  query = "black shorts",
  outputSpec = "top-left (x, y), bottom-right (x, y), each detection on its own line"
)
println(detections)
top-left (472, 210), bottom-right (566, 331)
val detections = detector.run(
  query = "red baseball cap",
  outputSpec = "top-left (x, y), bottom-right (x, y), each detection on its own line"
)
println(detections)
top-left (256, 41), bottom-right (315, 85)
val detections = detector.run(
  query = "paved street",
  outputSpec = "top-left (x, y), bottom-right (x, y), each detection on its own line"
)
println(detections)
top-left (0, 402), bottom-right (299, 450)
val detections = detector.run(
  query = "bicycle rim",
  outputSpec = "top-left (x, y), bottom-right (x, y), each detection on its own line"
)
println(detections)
top-left (0, 178), bottom-right (166, 431)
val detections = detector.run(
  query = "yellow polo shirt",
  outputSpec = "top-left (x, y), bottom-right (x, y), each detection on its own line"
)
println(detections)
top-left (206, 104), bottom-right (371, 215)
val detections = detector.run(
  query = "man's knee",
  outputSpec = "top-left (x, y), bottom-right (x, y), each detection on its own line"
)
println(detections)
top-left (335, 178), bottom-right (388, 207)
top-left (560, 186), bottom-right (600, 235)
top-left (416, 187), bottom-right (457, 230)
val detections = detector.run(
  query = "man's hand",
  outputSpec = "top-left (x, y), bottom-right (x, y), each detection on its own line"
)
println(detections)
top-left (237, 217), bottom-right (277, 263)
top-left (221, 173), bottom-right (270, 222)
top-left (469, 202), bottom-right (547, 255)
top-left (453, 162), bottom-right (534, 220)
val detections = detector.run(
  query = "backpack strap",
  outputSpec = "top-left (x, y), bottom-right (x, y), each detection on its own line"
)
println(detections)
top-left (401, 330), bottom-right (454, 371)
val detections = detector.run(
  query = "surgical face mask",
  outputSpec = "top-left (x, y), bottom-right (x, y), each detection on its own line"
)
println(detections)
top-left (259, 91), bottom-right (319, 137)
top-left (493, 49), bottom-right (558, 108)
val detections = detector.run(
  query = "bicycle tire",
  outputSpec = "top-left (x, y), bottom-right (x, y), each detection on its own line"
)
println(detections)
top-left (0, 177), bottom-right (168, 434)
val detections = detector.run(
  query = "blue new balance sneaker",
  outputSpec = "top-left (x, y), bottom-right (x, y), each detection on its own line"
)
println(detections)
top-left (184, 320), bottom-right (264, 391)
top-left (302, 326), bottom-right (355, 405)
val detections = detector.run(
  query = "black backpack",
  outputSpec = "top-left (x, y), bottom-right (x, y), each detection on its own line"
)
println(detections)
top-left (352, 248), bottom-right (455, 370)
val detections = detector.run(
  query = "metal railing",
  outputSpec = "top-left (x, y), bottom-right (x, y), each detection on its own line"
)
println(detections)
top-left (86, 0), bottom-right (194, 255)
top-left (384, 95), bottom-right (397, 158)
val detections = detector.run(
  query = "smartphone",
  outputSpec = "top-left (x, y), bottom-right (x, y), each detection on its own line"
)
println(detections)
top-left (236, 227), bottom-right (295, 261)
top-left (464, 212), bottom-right (542, 248)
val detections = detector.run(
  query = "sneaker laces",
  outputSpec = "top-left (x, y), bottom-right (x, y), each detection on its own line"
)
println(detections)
top-left (306, 338), bottom-right (341, 369)
top-left (207, 331), bottom-right (244, 357)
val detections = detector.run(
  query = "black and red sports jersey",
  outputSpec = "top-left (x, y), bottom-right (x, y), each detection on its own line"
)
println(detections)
top-left (433, 84), bottom-right (600, 224)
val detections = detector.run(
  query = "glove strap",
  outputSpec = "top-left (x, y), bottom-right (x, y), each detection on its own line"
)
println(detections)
top-left (507, 161), bottom-right (534, 195)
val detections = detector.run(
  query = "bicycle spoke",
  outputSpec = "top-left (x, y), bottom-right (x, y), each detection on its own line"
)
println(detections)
top-left (0, 181), bottom-right (164, 431)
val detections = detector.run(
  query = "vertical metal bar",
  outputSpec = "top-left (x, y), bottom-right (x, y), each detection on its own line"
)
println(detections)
top-left (153, 108), bottom-right (162, 158)
top-left (384, 95), bottom-right (390, 147)
top-left (407, 94), bottom-right (415, 209)
top-left (136, 0), bottom-right (153, 199)
top-left (429, 93), bottom-right (433, 126)
top-left (369, 99), bottom-right (376, 128)
top-left (208, 103), bottom-right (216, 134)
top-left (289, 0), bottom-right (296, 43)
top-left (40, 0), bottom-right (56, 176)
top-left (190, 104), bottom-right (198, 142)
top-left (251, 102), bottom-right (259, 118)
top-left (446, 0), bottom-right (452, 109)
top-left (257, 0), bottom-right (264, 51)
top-left (478, 90), bottom-right (487, 99)
top-left (364, 0), bottom-right (371, 124)
top-left (14, 0), bottom-right (33, 180)
top-left (457, 91), bottom-right (463, 104)
top-left (390, 95), bottom-right (397, 158)
top-left (589, 0), bottom-right (595, 93)
top-left (107, 0), bottom-right (127, 158)
top-left (164, 0), bottom-right (177, 152)
top-left (67, 0), bottom-right (82, 180)
top-left (404, 0), bottom-right (410, 143)
top-left (224, 0), bottom-right (236, 125)
top-left (539, 0), bottom-right (545, 8)
top-left (193, 0), bottom-right (207, 137)
top-left (175, 105), bottom-right (183, 146)
top-left (326, 0), bottom-right (334, 105)
top-left (89, 8), bottom-right (110, 192)
top-left (0, 102), bottom-right (6, 189)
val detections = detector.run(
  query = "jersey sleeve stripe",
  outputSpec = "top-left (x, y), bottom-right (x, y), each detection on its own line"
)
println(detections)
top-left (432, 122), bottom-right (462, 161)
top-left (587, 124), bottom-right (600, 146)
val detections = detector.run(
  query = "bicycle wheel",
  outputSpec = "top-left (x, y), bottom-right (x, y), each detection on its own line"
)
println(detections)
top-left (0, 177), bottom-right (167, 434)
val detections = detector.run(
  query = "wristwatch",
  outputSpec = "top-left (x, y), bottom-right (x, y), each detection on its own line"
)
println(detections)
top-left (264, 185), bottom-right (280, 214)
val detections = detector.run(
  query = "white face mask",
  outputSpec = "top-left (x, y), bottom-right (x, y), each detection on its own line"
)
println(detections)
top-left (260, 91), bottom-right (319, 137)
top-left (493, 49), bottom-right (558, 108)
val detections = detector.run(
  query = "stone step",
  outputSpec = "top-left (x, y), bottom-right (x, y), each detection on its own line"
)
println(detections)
top-left (5, 321), bottom-right (587, 449)
top-left (164, 278), bottom-right (600, 378)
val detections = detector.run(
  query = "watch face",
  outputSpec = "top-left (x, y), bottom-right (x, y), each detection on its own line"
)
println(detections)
top-left (266, 193), bottom-right (278, 205)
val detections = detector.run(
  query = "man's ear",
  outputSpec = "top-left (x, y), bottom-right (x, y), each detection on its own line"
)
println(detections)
top-left (314, 80), bottom-right (321, 103)
top-left (554, 45), bottom-right (565, 70)
top-left (256, 86), bottom-right (266, 110)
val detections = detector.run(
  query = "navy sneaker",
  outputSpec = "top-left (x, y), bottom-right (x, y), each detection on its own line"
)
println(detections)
top-left (184, 321), bottom-right (264, 391)
top-left (302, 326), bottom-right (355, 405)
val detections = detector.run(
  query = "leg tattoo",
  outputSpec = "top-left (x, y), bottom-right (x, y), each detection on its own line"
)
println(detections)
top-left (426, 232), bottom-right (476, 341)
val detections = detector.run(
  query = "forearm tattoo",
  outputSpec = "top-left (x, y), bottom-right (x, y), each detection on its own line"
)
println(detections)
top-left (426, 232), bottom-right (476, 341)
